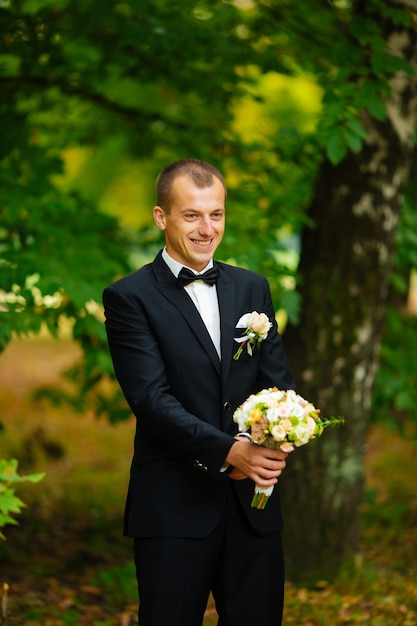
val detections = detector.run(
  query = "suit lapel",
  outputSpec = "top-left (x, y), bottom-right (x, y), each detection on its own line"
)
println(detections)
top-left (152, 253), bottom-right (221, 374)
top-left (216, 265), bottom-right (236, 385)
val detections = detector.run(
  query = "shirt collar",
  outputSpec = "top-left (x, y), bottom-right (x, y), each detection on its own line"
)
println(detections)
top-left (162, 247), bottom-right (213, 278)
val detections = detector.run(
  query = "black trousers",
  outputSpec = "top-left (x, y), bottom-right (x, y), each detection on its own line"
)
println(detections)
top-left (133, 484), bottom-right (284, 626)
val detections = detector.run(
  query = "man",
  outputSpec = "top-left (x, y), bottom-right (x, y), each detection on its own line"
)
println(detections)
top-left (103, 158), bottom-right (295, 626)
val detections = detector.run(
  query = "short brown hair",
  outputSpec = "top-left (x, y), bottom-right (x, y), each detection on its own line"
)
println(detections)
top-left (156, 158), bottom-right (227, 213)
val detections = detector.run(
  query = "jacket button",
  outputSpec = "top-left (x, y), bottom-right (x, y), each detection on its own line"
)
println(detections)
top-left (223, 401), bottom-right (231, 411)
top-left (193, 460), bottom-right (208, 473)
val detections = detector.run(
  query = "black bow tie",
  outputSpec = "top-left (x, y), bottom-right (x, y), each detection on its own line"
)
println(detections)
top-left (177, 266), bottom-right (219, 288)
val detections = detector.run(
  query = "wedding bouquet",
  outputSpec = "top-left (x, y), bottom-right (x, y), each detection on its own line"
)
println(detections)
top-left (233, 387), bottom-right (344, 509)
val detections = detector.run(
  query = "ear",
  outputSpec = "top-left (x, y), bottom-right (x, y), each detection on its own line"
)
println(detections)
top-left (153, 206), bottom-right (167, 231)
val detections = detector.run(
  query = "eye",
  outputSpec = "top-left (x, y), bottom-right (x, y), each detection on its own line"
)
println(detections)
top-left (184, 213), bottom-right (197, 220)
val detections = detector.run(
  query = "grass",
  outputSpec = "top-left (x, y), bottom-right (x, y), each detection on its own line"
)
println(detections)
top-left (1, 336), bottom-right (417, 625)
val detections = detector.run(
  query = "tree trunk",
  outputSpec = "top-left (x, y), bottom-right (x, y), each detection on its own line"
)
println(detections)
top-left (281, 4), bottom-right (417, 583)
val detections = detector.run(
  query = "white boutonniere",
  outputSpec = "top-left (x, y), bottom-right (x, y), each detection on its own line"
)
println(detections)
top-left (233, 311), bottom-right (273, 361)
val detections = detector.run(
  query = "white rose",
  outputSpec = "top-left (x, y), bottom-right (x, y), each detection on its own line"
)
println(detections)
top-left (307, 416), bottom-right (317, 435)
top-left (266, 407), bottom-right (280, 422)
top-left (249, 312), bottom-right (272, 339)
top-left (287, 402), bottom-right (305, 419)
top-left (271, 424), bottom-right (287, 441)
top-left (293, 422), bottom-right (312, 446)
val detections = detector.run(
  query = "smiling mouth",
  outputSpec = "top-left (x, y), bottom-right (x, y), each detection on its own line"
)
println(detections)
top-left (191, 239), bottom-right (213, 247)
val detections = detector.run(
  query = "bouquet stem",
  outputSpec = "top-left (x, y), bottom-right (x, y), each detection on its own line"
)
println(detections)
top-left (251, 484), bottom-right (274, 509)
top-left (251, 492), bottom-right (269, 509)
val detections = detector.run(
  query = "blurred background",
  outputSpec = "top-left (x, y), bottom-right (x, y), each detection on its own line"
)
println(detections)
top-left (1, 0), bottom-right (417, 624)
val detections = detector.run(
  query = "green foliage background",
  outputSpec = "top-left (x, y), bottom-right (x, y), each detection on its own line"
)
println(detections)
top-left (1, 0), bottom-right (417, 534)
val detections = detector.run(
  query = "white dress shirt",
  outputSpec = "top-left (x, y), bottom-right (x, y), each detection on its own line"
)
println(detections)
top-left (162, 248), bottom-right (221, 358)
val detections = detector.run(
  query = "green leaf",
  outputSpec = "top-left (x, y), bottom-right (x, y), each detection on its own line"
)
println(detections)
top-left (343, 129), bottom-right (363, 153)
top-left (366, 96), bottom-right (387, 121)
top-left (326, 132), bottom-right (347, 165)
top-left (0, 459), bottom-right (45, 484)
top-left (0, 488), bottom-right (25, 515)
top-left (345, 118), bottom-right (367, 139)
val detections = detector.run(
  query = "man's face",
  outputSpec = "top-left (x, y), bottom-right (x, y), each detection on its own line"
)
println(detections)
top-left (153, 175), bottom-right (226, 272)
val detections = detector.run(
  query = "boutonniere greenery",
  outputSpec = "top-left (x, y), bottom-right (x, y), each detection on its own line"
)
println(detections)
top-left (233, 311), bottom-right (272, 360)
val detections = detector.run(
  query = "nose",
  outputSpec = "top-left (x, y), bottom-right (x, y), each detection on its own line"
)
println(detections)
top-left (198, 216), bottom-right (214, 237)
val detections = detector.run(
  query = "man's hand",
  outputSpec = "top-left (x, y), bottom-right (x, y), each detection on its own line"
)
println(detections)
top-left (225, 439), bottom-right (288, 485)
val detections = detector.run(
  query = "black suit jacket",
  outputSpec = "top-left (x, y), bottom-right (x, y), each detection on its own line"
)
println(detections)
top-left (103, 251), bottom-right (294, 538)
